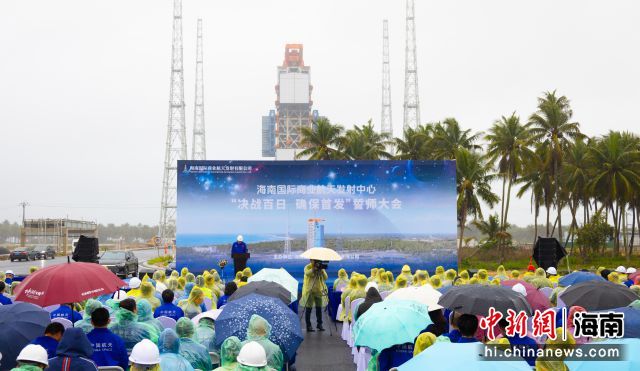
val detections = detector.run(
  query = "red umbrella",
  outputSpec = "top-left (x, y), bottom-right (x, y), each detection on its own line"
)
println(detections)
top-left (501, 279), bottom-right (551, 312)
top-left (14, 262), bottom-right (126, 307)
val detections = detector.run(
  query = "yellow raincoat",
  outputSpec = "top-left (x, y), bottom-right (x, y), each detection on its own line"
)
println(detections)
top-left (531, 268), bottom-right (553, 289)
top-left (491, 278), bottom-right (501, 286)
top-left (340, 277), bottom-right (358, 321)
top-left (178, 287), bottom-right (204, 319)
top-left (242, 267), bottom-right (253, 278)
top-left (185, 272), bottom-right (195, 283)
top-left (511, 270), bottom-right (521, 279)
top-left (386, 271), bottom-right (394, 283)
top-left (477, 269), bottom-right (489, 285)
top-left (180, 267), bottom-right (189, 277)
top-left (300, 262), bottom-right (328, 309)
top-left (394, 275), bottom-right (408, 290)
top-left (495, 265), bottom-right (508, 280)
top-left (368, 268), bottom-right (378, 282)
top-left (333, 269), bottom-right (349, 291)
top-left (416, 270), bottom-right (430, 286)
top-left (435, 266), bottom-right (445, 281)
top-left (535, 328), bottom-right (575, 371)
top-left (138, 282), bottom-right (161, 310)
top-left (443, 270), bottom-right (456, 286)
top-left (413, 332), bottom-right (436, 357)
top-left (233, 271), bottom-right (243, 284)
top-left (400, 265), bottom-right (413, 285)
top-left (205, 274), bottom-right (221, 299)
top-left (195, 275), bottom-right (213, 300)
top-left (430, 276), bottom-right (442, 289)
top-left (377, 273), bottom-right (393, 292)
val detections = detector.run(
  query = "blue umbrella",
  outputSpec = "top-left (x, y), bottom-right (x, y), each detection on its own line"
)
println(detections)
top-left (398, 342), bottom-right (531, 371)
top-left (565, 338), bottom-right (640, 371)
top-left (596, 306), bottom-right (640, 339)
top-left (0, 303), bottom-right (51, 370)
top-left (214, 293), bottom-right (302, 360)
top-left (559, 271), bottom-right (605, 287)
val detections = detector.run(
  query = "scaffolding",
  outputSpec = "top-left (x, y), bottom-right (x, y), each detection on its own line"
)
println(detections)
top-left (20, 219), bottom-right (98, 255)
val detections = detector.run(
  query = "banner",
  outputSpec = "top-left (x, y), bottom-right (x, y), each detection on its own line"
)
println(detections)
top-left (177, 160), bottom-right (457, 279)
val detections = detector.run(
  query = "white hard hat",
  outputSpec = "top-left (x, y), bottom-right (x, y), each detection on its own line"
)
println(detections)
top-left (237, 235), bottom-right (244, 242)
top-left (129, 339), bottom-right (160, 365)
top-left (112, 290), bottom-right (128, 302)
top-left (616, 266), bottom-right (627, 274)
top-left (365, 282), bottom-right (379, 293)
top-left (512, 283), bottom-right (528, 297)
top-left (16, 344), bottom-right (49, 367)
top-left (5, 270), bottom-right (13, 275)
top-left (237, 341), bottom-right (268, 367)
top-left (627, 267), bottom-right (636, 274)
top-left (546, 267), bottom-right (557, 275)
top-left (129, 277), bottom-right (141, 289)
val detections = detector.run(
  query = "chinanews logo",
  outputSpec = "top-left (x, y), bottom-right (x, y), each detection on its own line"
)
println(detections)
top-left (24, 288), bottom-right (45, 298)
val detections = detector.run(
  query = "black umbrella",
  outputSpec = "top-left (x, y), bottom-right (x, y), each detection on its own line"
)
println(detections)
top-left (229, 281), bottom-right (292, 305)
top-left (0, 303), bottom-right (51, 369)
top-left (437, 284), bottom-right (532, 316)
top-left (559, 280), bottom-right (637, 311)
top-left (533, 237), bottom-right (567, 270)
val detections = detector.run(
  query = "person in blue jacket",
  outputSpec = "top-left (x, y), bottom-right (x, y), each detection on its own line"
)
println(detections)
top-left (30, 322), bottom-right (65, 359)
top-left (47, 327), bottom-right (99, 371)
top-left (51, 303), bottom-right (83, 323)
top-left (377, 343), bottom-right (414, 371)
top-left (498, 319), bottom-right (538, 367)
top-left (456, 314), bottom-right (480, 343)
top-left (154, 289), bottom-right (185, 321)
top-left (0, 281), bottom-right (13, 305)
top-left (231, 235), bottom-right (249, 274)
top-left (442, 311), bottom-right (462, 342)
top-left (86, 307), bottom-right (128, 370)
top-left (217, 281), bottom-right (237, 308)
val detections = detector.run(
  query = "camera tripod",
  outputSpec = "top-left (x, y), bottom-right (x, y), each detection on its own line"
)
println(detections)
top-left (299, 268), bottom-right (337, 336)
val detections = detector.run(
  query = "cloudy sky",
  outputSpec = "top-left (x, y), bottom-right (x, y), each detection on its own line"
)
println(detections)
top-left (1, 0), bottom-right (638, 227)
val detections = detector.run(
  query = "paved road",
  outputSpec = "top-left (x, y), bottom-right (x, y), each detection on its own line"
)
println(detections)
top-left (0, 248), bottom-right (162, 276)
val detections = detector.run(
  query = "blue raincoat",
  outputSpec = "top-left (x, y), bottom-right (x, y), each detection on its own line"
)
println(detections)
top-left (159, 328), bottom-right (196, 371)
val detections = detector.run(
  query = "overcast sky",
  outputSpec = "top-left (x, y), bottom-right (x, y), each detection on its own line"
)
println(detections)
top-left (1, 0), bottom-right (638, 227)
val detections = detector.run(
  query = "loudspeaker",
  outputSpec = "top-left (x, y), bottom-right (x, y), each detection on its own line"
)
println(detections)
top-left (533, 237), bottom-right (567, 270)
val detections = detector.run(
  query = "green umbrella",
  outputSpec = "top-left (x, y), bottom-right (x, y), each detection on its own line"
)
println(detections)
top-left (353, 299), bottom-right (431, 352)
top-left (248, 267), bottom-right (298, 302)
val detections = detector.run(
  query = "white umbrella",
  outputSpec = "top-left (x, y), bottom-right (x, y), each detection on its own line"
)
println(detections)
top-left (191, 309), bottom-right (222, 325)
top-left (386, 285), bottom-right (443, 311)
top-left (248, 268), bottom-right (299, 302)
top-left (300, 247), bottom-right (342, 261)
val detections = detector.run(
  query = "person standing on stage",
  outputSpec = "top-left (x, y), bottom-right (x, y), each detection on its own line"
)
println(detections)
top-left (231, 235), bottom-right (249, 274)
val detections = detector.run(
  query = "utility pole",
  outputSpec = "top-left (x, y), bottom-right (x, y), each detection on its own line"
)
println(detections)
top-left (159, 0), bottom-right (187, 251)
top-left (192, 18), bottom-right (207, 160)
top-left (403, 0), bottom-right (421, 130)
top-left (381, 19), bottom-right (393, 147)
top-left (19, 201), bottom-right (29, 224)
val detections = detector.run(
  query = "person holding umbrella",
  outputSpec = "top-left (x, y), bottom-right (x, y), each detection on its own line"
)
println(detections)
top-left (300, 259), bottom-right (328, 332)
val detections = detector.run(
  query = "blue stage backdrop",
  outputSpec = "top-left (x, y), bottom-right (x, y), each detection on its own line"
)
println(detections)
top-left (177, 160), bottom-right (457, 280)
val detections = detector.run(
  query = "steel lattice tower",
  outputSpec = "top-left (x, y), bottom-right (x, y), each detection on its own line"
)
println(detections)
top-left (159, 0), bottom-right (187, 244)
top-left (403, 0), bottom-right (421, 130)
top-left (192, 19), bottom-right (206, 160)
top-left (381, 19), bottom-right (393, 138)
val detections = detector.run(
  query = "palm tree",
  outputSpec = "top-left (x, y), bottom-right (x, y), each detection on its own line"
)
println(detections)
top-left (517, 146), bottom-right (554, 241)
top-left (341, 120), bottom-right (392, 160)
top-left (562, 138), bottom-right (594, 248)
top-left (485, 113), bottom-right (533, 233)
top-left (394, 125), bottom-right (432, 160)
top-left (432, 118), bottom-right (482, 160)
top-left (588, 131), bottom-right (640, 256)
top-left (295, 118), bottom-right (344, 160)
top-left (529, 91), bottom-right (582, 241)
top-left (456, 148), bottom-right (499, 264)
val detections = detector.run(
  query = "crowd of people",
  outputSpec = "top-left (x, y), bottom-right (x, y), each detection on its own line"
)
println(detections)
top-left (333, 264), bottom-right (640, 371)
top-left (1, 261), bottom-right (639, 371)
top-left (1, 266), bottom-right (281, 371)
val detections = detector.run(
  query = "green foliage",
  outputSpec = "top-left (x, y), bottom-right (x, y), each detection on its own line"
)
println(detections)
top-left (575, 212), bottom-right (613, 259)
top-left (148, 255), bottom-right (173, 266)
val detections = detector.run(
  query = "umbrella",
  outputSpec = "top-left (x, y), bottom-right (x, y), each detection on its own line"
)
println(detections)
top-left (558, 271), bottom-right (605, 287)
top-left (13, 262), bottom-right (126, 307)
top-left (565, 338), bottom-right (640, 371)
top-left (229, 281), bottom-right (292, 305)
top-left (501, 280), bottom-right (551, 312)
top-left (386, 285), bottom-right (443, 310)
top-left (397, 342), bottom-right (531, 371)
top-left (353, 300), bottom-right (432, 352)
top-left (533, 237), bottom-right (567, 270)
top-left (629, 271), bottom-right (640, 282)
top-left (0, 303), bottom-right (51, 370)
top-left (438, 284), bottom-right (532, 316)
top-left (595, 306), bottom-right (640, 339)
top-left (560, 280), bottom-right (637, 311)
top-left (248, 268), bottom-right (299, 302)
top-left (300, 247), bottom-right (342, 261)
top-left (214, 293), bottom-right (302, 360)
top-left (191, 309), bottom-right (223, 325)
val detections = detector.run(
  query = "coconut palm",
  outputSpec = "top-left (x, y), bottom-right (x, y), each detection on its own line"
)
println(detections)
top-left (485, 113), bottom-right (533, 233)
top-left (588, 131), bottom-right (640, 256)
top-left (456, 148), bottom-right (499, 262)
top-left (529, 91), bottom-right (582, 241)
top-left (394, 125), bottom-right (432, 160)
top-left (431, 118), bottom-right (482, 160)
top-left (562, 138), bottom-right (594, 247)
top-left (517, 146), bottom-right (554, 241)
top-left (296, 118), bottom-right (344, 160)
top-left (341, 120), bottom-right (392, 160)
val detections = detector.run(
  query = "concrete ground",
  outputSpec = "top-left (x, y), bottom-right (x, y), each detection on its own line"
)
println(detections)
top-left (296, 321), bottom-right (355, 371)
